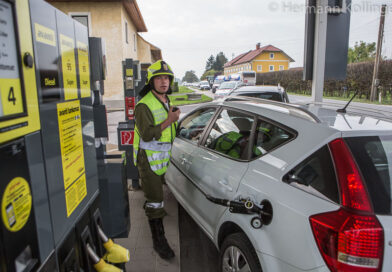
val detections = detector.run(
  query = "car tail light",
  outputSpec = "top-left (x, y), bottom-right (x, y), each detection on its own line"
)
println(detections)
top-left (310, 209), bottom-right (383, 272)
top-left (329, 138), bottom-right (372, 212)
top-left (309, 138), bottom-right (384, 272)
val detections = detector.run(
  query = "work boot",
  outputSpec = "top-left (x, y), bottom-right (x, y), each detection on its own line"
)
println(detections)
top-left (148, 218), bottom-right (175, 260)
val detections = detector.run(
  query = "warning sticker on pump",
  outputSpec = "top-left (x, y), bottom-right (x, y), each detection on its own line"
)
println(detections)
top-left (65, 174), bottom-right (87, 217)
top-left (1, 177), bottom-right (32, 232)
top-left (60, 34), bottom-right (78, 100)
top-left (57, 100), bottom-right (86, 189)
top-left (77, 41), bottom-right (91, 98)
top-left (58, 100), bottom-right (87, 217)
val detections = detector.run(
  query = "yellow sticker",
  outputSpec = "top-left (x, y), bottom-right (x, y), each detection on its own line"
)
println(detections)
top-left (59, 34), bottom-right (78, 100)
top-left (57, 100), bottom-right (85, 189)
top-left (0, 78), bottom-right (24, 116)
top-left (65, 174), bottom-right (87, 217)
top-left (34, 23), bottom-right (56, 47)
top-left (77, 41), bottom-right (91, 98)
top-left (1, 177), bottom-right (32, 232)
top-left (126, 68), bottom-right (133, 77)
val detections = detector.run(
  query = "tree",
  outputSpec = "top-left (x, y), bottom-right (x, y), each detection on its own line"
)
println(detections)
top-left (205, 55), bottom-right (215, 71)
top-left (348, 41), bottom-right (376, 63)
top-left (201, 69), bottom-right (217, 80)
top-left (212, 52), bottom-right (228, 71)
top-left (182, 70), bottom-right (199, 83)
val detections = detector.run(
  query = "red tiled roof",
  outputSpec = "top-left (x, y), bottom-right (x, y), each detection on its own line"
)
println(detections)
top-left (226, 44), bottom-right (294, 67)
top-left (224, 51), bottom-right (250, 67)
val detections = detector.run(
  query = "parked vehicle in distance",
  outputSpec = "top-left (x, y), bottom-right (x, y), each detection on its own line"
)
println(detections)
top-left (199, 80), bottom-right (211, 90)
top-left (229, 85), bottom-right (289, 102)
top-left (214, 81), bottom-right (245, 98)
top-left (238, 71), bottom-right (256, 86)
top-left (166, 97), bottom-right (392, 272)
top-left (212, 75), bottom-right (225, 92)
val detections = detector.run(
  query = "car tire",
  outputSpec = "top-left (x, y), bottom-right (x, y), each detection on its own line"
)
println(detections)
top-left (219, 232), bottom-right (262, 272)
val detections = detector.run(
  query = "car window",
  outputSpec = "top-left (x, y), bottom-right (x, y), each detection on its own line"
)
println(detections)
top-left (178, 108), bottom-right (216, 144)
top-left (238, 92), bottom-right (284, 102)
top-left (283, 145), bottom-right (340, 203)
top-left (346, 136), bottom-right (392, 215)
top-left (204, 109), bottom-right (254, 160)
top-left (219, 82), bottom-right (236, 89)
top-left (252, 119), bottom-right (294, 158)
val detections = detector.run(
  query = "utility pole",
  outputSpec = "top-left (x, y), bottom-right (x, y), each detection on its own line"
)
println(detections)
top-left (370, 4), bottom-right (386, 102)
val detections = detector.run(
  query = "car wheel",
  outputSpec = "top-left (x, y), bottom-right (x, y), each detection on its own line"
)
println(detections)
top-left (219, 233), bottom-right (262, 272)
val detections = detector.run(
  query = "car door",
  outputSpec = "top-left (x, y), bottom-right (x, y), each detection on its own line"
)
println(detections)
top-left (186, 108), bottom-right (255, 236)
top-left (166, 107), bottom-right (217, 217)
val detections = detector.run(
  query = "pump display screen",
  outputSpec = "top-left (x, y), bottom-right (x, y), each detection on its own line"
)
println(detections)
top-left (0, 0), bottom-right (25, 119)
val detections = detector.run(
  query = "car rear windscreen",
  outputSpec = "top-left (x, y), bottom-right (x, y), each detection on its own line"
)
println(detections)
top-left (239, 92), bottom-right (284, 102)
top-left (346, 136), bottom-right (392, 215)
top-left (242, 72), bottom-right (255, 77)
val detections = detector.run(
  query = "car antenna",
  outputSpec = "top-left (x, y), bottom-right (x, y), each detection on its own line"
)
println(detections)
top-left (337, 90), bottom-right (359, 113)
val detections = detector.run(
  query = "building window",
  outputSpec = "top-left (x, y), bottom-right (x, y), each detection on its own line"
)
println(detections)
top-left (257, 65), bottom-right (262, 72)
top-left (270, 53), bottom-right (274, 59)
top-left (279, 65), bottom-right (284, 71)
top-left (125, 21), bottom-right (128, 44)
top-left (269, 65), bottom-right (274, 71)
top-left (69, 12), bottom-right (91, 35)
top-left (133, 33), bottom-right (137, 52)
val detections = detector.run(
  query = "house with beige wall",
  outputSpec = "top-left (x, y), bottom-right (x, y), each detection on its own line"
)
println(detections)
top-left (46, 0), bottom-right (161, 100)
top-left (224, 44), bottom-right (294, 76)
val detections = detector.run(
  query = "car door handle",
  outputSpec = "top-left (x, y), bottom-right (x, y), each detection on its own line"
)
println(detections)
top-left (218, 180), bottom-right (233, 192)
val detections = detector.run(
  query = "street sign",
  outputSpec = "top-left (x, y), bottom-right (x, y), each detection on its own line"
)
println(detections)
top-left (120, 130), bottom-right (134, 145)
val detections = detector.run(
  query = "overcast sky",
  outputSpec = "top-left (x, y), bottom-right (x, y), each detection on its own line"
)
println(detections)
top-left (137, 0), bottom-right (392, 80)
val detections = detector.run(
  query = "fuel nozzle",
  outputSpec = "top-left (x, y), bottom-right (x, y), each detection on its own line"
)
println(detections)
top-left (97, 225), bottom-right (130, 263)
top-left (85, 243), bottom-right (123, 272)
top-left (206, 195), bottom-right (254, 214)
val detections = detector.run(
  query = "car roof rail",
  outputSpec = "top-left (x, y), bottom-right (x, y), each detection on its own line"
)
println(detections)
top-left (223, 96), bottom-right (321, 123)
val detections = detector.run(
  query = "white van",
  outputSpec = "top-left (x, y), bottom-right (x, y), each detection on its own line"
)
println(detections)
top-left (238, 71), bottom-right (256, 86)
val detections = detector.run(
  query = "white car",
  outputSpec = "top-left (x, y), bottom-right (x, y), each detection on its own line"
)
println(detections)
top-left (214, 81), bottom-right (244, 99)
top-left (166, 96), bottom-right (392, 272)
top-left (199, 80), bottom-right (211, 90)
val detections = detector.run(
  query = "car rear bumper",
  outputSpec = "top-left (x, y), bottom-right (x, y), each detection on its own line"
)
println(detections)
top-left (256, 251), bottom-right (329, 272)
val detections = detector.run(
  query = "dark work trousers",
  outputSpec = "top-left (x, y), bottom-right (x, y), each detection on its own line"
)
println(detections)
top-left (137, 149), bottom-right (167, 219)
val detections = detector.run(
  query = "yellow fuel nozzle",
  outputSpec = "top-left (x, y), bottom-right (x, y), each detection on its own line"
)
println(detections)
top-left (85, 243), bottom-right (123, 272)
top-left (93, 259), bottom-right (123, 272)
top-left (102, 239), bottom-right (130, 263)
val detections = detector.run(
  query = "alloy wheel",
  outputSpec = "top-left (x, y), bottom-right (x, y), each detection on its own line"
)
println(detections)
top-left (222, 245), bottom-right (251, 272)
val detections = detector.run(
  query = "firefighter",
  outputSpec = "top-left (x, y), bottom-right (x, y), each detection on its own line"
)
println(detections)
top-left (133, 60), bottom-right (180, 260)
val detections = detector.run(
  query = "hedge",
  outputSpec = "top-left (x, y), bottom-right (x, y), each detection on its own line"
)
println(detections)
top-left (256, 60), bottom-right (392, 99)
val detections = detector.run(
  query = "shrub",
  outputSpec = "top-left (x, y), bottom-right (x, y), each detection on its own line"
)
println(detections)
top-left (256, 60), bottom-right (392, 98)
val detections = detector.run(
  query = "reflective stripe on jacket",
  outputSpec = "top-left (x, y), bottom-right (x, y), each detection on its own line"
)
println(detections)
top-left (133, 91), bottom-right (177, 175)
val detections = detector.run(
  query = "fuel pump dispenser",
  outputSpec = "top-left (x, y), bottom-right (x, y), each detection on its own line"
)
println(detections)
top-left (117, 59), bottom-right (149, 190)
top-left (1, 0), bottom-right (130, 270)
top-left (88, 38), bottom-right (131, 241)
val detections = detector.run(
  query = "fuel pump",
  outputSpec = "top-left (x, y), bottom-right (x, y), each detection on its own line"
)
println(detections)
top-left (89, 38), bottom-right (131, 241)
top-left (1, 0), bottom-right (130, 270)
top-left (117, 59), bottom-right (146, 190)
